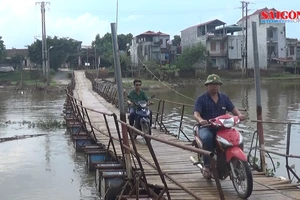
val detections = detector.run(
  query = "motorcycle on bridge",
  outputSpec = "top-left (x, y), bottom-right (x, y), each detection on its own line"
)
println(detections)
top-left (190, 114), bottom-right (253, 199)
top-left (127, 95), bottom-right (155, 140)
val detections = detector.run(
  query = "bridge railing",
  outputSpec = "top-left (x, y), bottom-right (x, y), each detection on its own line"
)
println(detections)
top-left (86, 71), bottom-right (246, 142)
top-left (85, 71), bottom-right (300, 183)
top-left (65, 83), bottom-right (226, 200)
top-left (248, 120), bottom-right (300, 183)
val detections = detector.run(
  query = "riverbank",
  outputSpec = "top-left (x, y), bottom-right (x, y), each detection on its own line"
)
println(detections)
top-left (103, 74), bottom-right (300, 91)
top-left (0, 70), bottom-right (71, 93)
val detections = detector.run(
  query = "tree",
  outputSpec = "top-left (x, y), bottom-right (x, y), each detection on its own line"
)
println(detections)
top-left (91, 33), bottom-right (133, 68)
top-left (120, 53), bottom-right (132, 76)
top-left (118, 33), bottom-right (133, 51)
top-left (11, 54), bottom-right (25, 69)
top-left (0, 36), bottom-right (6, 61)
top-left (28, 36), bottom-right (82, 71)
top-left (176, 43), bottom-right (207, 71)
top-left (172, 35), bottom-right (181, 46)
top-left (92, 33), bottom-right (114, 67)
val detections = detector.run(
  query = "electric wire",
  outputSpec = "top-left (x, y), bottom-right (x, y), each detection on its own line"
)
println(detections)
top-left (137, 57), bottom-right (196, 102)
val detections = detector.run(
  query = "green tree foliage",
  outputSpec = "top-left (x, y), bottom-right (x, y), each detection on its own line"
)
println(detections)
top-left (118, 33), bottom-right (133, 51)
top-left (10, 54), bottom-right (25, 68)
top-left (176, 43), bottom-right (207, 71)
top-left (154, 64), bottom-right (180, 80)
top-left (92, 33), bottom-right (133, 68)
top-left (120, 53), bottom-right (132, 76)
top-left (0, 36), bottom-right (6, 61)
top-left (172, 35), bottom-right (181, 46)
top-left (92, 33), bottom-right (113, 67)
top-left (28, 36), bottom-right (81, 71)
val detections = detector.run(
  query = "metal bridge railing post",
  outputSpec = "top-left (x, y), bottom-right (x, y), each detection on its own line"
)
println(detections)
top-left (144, 137), bottom-right (171, 200)
top-left (154, 99), bottom-right (161, 128)
top-left (127, 126), bottom-right (151, 195)
top-left (112, 114), bottom-right (128, 178)
top-left (103, 114), bottom-right (118, 160)
top-left (210, 158), bottom-right (225, 200)
top-left (177, 104), bottom-right (185, 139)
top-left (285, 123), bottom-right (292, 180)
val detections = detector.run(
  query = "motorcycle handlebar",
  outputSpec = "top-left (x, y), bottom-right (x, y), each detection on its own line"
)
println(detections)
top-left (127, 101), bottom-right (154, 106)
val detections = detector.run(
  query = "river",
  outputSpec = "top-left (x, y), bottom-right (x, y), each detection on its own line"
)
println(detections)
top-left (0, 90), bottom-right (98, 199)
top-left (150, 81), bottom-right (300, 179)
top-left (0, 80), bottom-right (299, 200)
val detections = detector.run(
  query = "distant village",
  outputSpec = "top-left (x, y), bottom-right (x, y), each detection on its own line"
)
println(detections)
top-left (2, 7), bottom-right (300, 75)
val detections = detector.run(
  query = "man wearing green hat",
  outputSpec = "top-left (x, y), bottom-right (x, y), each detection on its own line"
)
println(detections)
top-left (193, 74), bottom-right (245, 179)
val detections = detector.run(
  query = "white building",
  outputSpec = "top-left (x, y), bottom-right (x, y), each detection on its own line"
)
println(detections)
top-left (130, 31), bottom-right (170, 66)
top-left (237, 7), bottom-right (286, 70)
top-left (181, 19), bottom-right (244, 70)
top-left (286, 38), bottom-right (300, 60)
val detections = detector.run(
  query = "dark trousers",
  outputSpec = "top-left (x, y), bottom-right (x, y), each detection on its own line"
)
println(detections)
top-left (129, 107), bottom-right (152, 126)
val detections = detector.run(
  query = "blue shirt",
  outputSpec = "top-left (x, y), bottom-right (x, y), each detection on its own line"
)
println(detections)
top-left (193, 92), bottom-right (235, 120)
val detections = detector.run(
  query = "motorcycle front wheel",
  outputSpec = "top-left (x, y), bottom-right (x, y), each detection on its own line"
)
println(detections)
top-left (141, 123), bottom-right (151, 142)
top-left (230, 158), bottom-right (253, 199)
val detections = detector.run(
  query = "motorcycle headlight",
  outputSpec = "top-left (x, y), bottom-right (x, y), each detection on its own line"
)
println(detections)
top-left (219, 117), bottom-right (235, 128)
top-left (139, 102), bottom-right (147, 107)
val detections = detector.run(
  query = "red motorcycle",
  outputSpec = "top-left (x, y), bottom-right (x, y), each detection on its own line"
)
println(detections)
top-left (190, 114), bottom-right (253, 199)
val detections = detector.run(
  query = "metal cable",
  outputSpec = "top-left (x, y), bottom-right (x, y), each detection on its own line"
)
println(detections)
top-left (138, 57), bottom-right (196, 102)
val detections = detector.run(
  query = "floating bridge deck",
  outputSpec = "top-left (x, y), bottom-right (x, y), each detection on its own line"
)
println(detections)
top-left (70, 70), bottom-right (300, 200)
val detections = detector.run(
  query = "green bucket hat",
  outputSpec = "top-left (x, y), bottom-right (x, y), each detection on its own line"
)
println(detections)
top-left (204, 74), bottom-right (223, 85)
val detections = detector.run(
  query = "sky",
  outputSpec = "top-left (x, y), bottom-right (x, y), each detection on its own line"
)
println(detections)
top-left (0, 0), bottom-right (299, 49)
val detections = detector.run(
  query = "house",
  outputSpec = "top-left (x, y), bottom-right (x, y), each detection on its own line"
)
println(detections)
top-left (286, 38), bottom-right (300, 60)
top-left (237, 7), bottom-right (286, 70)
top-left (5, 48), bottom-right (33, 68)
top-left (181, 19), bottom-right (243, 70)
top-left (130, 31), bottom-right (170, 66)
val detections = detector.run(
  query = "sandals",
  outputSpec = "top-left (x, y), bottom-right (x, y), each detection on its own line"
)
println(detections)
top-left (203, 168), bottom-right (212, 179)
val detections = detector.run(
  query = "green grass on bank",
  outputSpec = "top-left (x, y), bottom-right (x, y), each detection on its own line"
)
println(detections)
top-left (0, 70), bottom-right (57, 87)
top-left (262, 73), bottom-right (300, 81)
top-left (114, 74), bottom-right (300, 87)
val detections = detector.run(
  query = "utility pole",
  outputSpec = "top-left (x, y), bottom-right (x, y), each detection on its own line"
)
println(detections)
top-left (240, 1), bottom-right (245, 74)
top-left (94, 47), bottom-right (96, 70)
top-left (36, 1), bottom-right (50, 78)
top-left (111, 22), bottom-right (132, 179)
top-left (116, 0), bottom-right (119, 34)
top-left (252, 21), bottom-right (266, 173)
top-left (245, 1), bottom-right (249, 76)
top-left (114, 0), bottom-right (119, 83)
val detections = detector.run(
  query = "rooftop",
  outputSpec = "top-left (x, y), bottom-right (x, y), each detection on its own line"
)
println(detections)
top-left (181, 19), bottom-right (226, 32)
top-left (135, 31), bottom-right (169, 37)
top-left (214, 24), bottom-right (243, 34)
top-left (5, 48), bottom-right (28, 57)
top-left (237, 7), bottom-right (277, 23)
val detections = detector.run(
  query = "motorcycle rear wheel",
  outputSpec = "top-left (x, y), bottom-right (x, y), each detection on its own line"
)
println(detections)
top-left (231, 158), bottom-right (253, 199)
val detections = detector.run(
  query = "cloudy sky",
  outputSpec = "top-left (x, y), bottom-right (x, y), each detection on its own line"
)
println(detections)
top-left (0, 0), bottom-right (299, 49)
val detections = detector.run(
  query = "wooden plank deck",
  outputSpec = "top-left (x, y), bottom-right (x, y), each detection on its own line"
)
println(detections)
top-left (73, 71), bottom-right (300, 200)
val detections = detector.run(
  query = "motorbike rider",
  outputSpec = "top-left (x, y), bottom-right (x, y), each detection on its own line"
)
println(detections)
top-left (193, 74), bottom-right (246, 179)
top-left (127, 79), bottom-right (153, 127)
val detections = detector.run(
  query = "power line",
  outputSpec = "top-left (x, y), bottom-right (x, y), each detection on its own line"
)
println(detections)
top-left (137, 57), bottom-right (195, 102)
top-left (48, 8), bottom-right (241, 15)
